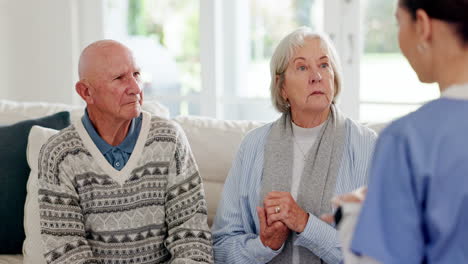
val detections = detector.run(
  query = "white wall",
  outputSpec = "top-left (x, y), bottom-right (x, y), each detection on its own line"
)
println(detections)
top-left (0, 0), bottom-right (9, 99)
top-left (0, 0), bottom-right (105, 105)
top-left (7, 0), bottom-right (77, 104)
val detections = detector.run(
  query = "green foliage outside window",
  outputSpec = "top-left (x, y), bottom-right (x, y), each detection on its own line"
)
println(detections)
top-left (364, 0), bottom-right (399, 53)
top-left (127, 0), bottom-right (201, 95)
top-left (128, 0), bottom-right (165, 45)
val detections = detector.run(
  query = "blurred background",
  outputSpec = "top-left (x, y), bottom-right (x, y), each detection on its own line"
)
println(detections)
top-left (0, 0), bottom-right (439, 123)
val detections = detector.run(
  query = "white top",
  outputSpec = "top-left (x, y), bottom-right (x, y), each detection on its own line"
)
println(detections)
top-left (291, 120), bottom-right (324, 264)
top-left (441, 83), bottom-right (468, 99)
top-left (291, 121), bottom-right (324, 199)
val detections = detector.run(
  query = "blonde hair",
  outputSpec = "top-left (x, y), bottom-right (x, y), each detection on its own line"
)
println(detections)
top-left (270, 27), bottom-right (343, 113)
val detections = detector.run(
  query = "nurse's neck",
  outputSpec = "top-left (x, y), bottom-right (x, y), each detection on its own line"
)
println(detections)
top-left (435, 42), bottom-right (468, 93)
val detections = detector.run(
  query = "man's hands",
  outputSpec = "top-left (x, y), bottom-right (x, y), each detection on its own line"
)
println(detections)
top-left (257, 207), bottom-right (290, 250)
top-left (263, 191), bottom-right (309, 233)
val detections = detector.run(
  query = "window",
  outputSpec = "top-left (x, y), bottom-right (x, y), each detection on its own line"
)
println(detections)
top-left (105, 0), bottom-right (201, 116)
top-left (105, 0), bottom-right (327, 121)
top-left (221, 0), bottom-right (324, 121)
top-left (103, 0), bottom-right (435, 122)
top-left (360, 0), bottom-right (439, 123)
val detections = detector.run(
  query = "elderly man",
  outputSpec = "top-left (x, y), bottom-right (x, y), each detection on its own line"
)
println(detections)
top-left (37, 40), bottom-right (213, 264)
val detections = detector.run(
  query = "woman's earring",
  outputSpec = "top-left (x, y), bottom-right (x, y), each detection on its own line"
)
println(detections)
top-left (417, 42), bottom-right (428, 53)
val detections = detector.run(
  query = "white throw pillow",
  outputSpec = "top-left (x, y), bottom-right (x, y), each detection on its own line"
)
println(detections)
top-left (23, 126), bottom-right (58, 264)
top-left (142, 100), bottom-right (170, 119)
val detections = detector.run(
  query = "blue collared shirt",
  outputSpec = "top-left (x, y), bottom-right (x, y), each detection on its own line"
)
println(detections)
top-left (81, 110), bottom-right (142, 171)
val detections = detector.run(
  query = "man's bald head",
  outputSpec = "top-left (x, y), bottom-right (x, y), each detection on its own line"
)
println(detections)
top-left (78, 40), bottom-right (134, 81)
top-left (75, 39), bottom-right (143, 124)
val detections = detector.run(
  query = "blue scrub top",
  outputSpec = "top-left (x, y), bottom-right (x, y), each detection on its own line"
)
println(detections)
top-left (351, 85), bottom-right (468, 263)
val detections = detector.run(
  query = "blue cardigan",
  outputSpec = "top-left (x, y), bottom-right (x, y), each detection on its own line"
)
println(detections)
top-left (212, 117), bottom-right (377, 264)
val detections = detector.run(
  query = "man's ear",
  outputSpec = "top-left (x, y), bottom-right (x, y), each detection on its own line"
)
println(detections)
top-left (415, 9), bottom-right (432, 45)
top-left (75, 80), bottom-right (94, 104)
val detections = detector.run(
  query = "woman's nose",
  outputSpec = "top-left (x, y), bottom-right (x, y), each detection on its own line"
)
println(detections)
top-left (309, 71), bottom-right (322, 84)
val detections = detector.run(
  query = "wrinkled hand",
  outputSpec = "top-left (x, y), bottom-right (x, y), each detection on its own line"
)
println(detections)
top-left (257, 207), bottom-right (289, 250)
top-left (263, 191), bottom-right (309, 233)
top-left (320, 186), bottom-right (368, 224)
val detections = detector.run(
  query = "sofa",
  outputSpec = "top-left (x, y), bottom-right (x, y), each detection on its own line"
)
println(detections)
top-left (0, 99), bottom-right (386, 264)
top-left (0, 99), bottom-right (266, 264)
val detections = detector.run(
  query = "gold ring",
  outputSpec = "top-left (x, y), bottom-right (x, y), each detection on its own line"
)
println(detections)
top-left (275, 206), bottom-right (280, 214)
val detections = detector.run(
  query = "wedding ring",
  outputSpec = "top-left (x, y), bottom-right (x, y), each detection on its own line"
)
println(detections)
top-left (275, 206), bottom-right (281, 214)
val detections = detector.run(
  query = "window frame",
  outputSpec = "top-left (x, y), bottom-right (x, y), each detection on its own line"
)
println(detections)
top-left (196, 0), bottom-right (361, 120)
top-left (98, 0), bottom-right (366, 120)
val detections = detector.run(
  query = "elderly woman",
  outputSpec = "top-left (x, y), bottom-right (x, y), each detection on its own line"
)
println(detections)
top-left (336, 0), bottom-right (468, 263)
top-left (211, 27), bottom-right (376, 264)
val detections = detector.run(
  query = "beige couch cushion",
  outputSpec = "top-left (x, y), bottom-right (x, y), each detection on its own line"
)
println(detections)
top-left (0, 99), bottom-right (170, 125)
top-left (0, 255), bottom-right (22, 264)
top-left (0, 100), bottom-right (82, 124)
top-left (174, 116), bottom-right (263, 225)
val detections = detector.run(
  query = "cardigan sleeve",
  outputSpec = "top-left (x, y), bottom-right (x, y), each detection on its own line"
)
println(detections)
top-left (212, 131), bottom-right (284, 264)
top-left (294, 214), bottom-right (342, 263)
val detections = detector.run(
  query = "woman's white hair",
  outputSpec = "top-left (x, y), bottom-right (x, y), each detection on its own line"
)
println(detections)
top-left (270, 26), bottom-right (343, 113)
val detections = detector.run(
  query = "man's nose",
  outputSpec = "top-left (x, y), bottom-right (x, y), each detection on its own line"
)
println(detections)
top-left (127, 76), bottom-right (142, 94)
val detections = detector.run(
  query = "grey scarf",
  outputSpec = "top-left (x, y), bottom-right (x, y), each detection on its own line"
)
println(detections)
top-left (260, 105), bottom-right (346, 264)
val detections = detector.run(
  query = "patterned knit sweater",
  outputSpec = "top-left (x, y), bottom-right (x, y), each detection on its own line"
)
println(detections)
top-left (37, 111), bottom-right (213, 264)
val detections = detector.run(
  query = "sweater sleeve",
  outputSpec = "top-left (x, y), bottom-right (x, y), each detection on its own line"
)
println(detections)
top-left (37, 140), bottom-right (100, 264)
top-left (164, 126), bottom-right (214, 263)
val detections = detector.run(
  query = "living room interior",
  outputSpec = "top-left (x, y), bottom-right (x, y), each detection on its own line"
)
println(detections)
top-left (0, 0), bottom-right (443, 263)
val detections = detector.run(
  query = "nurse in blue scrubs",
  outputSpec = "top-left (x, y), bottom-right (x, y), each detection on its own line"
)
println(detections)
top-left (350, 0), bottom-right (468, 263)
